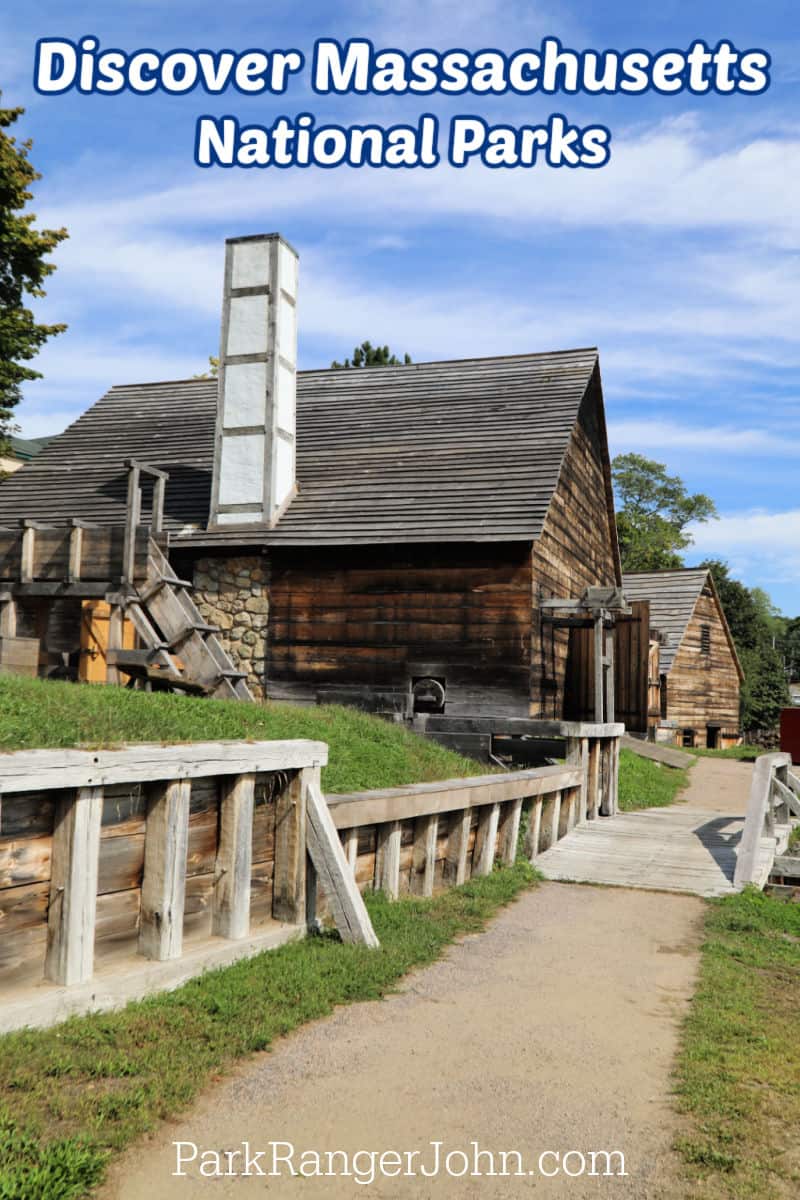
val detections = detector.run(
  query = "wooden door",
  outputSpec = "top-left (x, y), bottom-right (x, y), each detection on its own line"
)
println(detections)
top-left (79, 600), bottom-right (136, 683)
top-left (613, 600), bottom-right (650, 733)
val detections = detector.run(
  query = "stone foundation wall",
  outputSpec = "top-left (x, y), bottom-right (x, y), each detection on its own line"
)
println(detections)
top-left (192, 556), bottom-right (269, 699)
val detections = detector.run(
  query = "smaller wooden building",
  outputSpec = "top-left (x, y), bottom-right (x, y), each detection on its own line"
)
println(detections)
top-left (622, 568), bottom-right (742, 748)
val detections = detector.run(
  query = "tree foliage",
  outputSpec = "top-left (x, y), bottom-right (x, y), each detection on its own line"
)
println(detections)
top-left (701, 559), bottom-right (790, 733)
top-left (331, 341), bottom-right (412, 369)
top-left (0, 100), bottom-right (67, 441)
top-left (612, 453), bottom-right (717, 571)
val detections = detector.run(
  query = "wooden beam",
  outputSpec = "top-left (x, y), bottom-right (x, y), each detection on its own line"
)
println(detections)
top-left (326, 766), bottom-right (582, 830)
top-left (444, 809), bottom-right (471, 885)
top-left (139, 779), bottom-right (190, 961)
top-left (123, 463), bottom-right (141, 585)
top-left (106, 605), bottom-right (123, 685)
top-left (565, 737), bottom-right (589, 823)
top-left (772, 775), bottom-right (800, 820)
top-left (375, 820), bottom-right (401, 899)
top-left (587, 739), bottom-right (600, 819)
top-left (734, 753), bottom-right (792, 888)
top-left (0, 739), bottom-right (328, 794)
top-left (213, 773), bottom-right (255, 940)
top-left (305, 772), bottom-right (379, 947)
top-left (44, 786), bottom-right (103, 986)
top-left (605, 627), bottom-right (616, 723)
top-left (272, 770), bottom-right (307, 925)
top-left (0, 594), bottom-right (17, 638)
top-left (343, 828), bottom-right (358, 875)
top-left (410, 813), bottom-right (438, 896)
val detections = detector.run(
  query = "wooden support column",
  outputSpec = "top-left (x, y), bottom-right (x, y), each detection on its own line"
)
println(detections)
top-left (45, 786), bottom-right (103, 986)
top-left (605, 627), bottom-right (616, 723)
top-left (273, 769), bottom-right (307, 925)
top-left (375, 820), bottom-right (402, 898)
top-left (213, 772), bottom-right (255, 940)
top-left (444, 809), bottom-right (471, 885)
top-left (525, 798), bottom-right (543, 861)
top-left (473, 802), bottom-right (500, 876)
top-left (410, 813), bottom-right (438, 896)
top-left (497, 797), bottom-right (523, 866)
top-left (68, 521), bottom-right (83, 584)
top-left (122, 463), bottom-right (141, 585)
top-left (139, 779), bottom-right (190, 961)
top-left (599, 741), bottom-right (614, 816)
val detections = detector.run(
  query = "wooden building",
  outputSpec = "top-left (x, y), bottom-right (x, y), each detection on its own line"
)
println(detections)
top-left (0, 233), bottom-right (631, 757)
top-left (622, 569), bottom-right (743, 748)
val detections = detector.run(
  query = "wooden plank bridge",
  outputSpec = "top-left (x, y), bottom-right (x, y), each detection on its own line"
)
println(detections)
top-left (536, 753), bottom-right (800, 897)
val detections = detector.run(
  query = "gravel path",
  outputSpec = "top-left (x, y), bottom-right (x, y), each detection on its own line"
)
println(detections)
top-left (678, 755), bottom-right (753, 815)
top-left (99, 883), bottom-right (703, 1199)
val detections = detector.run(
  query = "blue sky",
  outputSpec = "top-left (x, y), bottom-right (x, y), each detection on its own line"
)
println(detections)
top-left (2, 1), bottom-right (798, 610)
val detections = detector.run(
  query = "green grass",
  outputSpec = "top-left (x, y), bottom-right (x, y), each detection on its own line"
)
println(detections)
top-left (688, 746), bottom-right (763, 762)
top-left (674, 889), bottom-right (800, 1199)
top-left (0, 865), bottom-right (537, 1200)
top-left (618, 747), bottom-right (691, 811)
top-left (0, 675), bottom-right (485, 793)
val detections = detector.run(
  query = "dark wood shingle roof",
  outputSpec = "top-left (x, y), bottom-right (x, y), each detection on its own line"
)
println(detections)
top-left (0, 348), bottom-right (599, 546)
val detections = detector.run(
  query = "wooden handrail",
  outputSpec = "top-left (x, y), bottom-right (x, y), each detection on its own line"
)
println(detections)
top-left (734, 752), bottom-right (799, 889)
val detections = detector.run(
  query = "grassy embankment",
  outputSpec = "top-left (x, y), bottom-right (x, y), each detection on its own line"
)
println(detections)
top-left (618, 746), bottom-right (691, 811)
top-left (674, 889), bottom-right (800, 1199)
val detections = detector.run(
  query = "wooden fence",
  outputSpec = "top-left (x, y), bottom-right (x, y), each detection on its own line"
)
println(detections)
top-left (0, 739), bottom-right (326, 1032)
top-left (1, 725), bottom-right (621, 1032)
top-left (734, 752), bottom-right (800, 889)
top-left (325, 729), bottom-right (622, 901)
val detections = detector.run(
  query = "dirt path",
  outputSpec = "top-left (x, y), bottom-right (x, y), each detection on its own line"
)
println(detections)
top-left (100, 884), bottom-right (703, 1200)
top-left (679, 756), bottom-right (753, 815)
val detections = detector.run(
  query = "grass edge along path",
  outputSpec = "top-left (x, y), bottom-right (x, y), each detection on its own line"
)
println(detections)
top-left (673, 888), bottom-right (800, 1200)
top-left (618, 746), bottom-right (690, 812)
top-left (0, 863), bottom-right (538, 1200)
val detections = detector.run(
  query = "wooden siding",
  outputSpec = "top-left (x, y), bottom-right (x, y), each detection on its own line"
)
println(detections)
top-left (267, 543), bottom-right (533, 717)
top-left (664, 585), bottom-right (740, 745)
top-left (531, 381), bottom-right (620, 717)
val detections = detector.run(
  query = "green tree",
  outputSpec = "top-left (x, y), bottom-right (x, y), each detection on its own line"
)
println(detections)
top-left (612, 453), bottom-right (716, 571)
top-left (193, 355), bottom-right (218, 379)
top-left (0, 100), bottom-right (67, 445)
top-left (779, 616), bottom-right (800, 681)
top-left (700, 559), bottom-right (790, 733)
top-left (331, 341), bottom-right (412, 369)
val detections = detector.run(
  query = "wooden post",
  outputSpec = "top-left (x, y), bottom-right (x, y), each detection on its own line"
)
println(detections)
top-left (565, 736), bottom-right (589, 824)
top-left (497, 797), bottom-right (522, 866)
top-left (273, 769), bottom-right (307, 925)
top-left (139, 779), bottom-right (190, 961)
top-left (587, 738), bottom-right (600, 819)
top-left (343, 828), bottom-right (359, 875)
top-left (0, 594), bottom-right (17, 638)
top-left (106, 604), bottom-right (123, 685)
top-left (605, 626), bottom-right (616, 724)
top-left (152, 474), bottom-right (166, 534)
top-left (213, 772), bottom-right (255, 940)
top-left (375, 820), bottom-right (401, 898)
top-left (593, 613), bottom-right (605, 723)
top-left (525, 798), bottom-right (543, 861)
top-left (549, 791), bottom-right (562, 845)
top-left (473, 802), bottom-right (500, 876)
top-left (45, 786), bottom-right (103, 986)
top-left (410, 813), bottom-right (438, 896)
top-left (599, 740), bottom-right (614, 816)
top-left (444, 809), bottom-right (471, 885)
top-left (306, 854), bottom-right (319, 933)
top-left (122, 463), bottom-right (141, 585)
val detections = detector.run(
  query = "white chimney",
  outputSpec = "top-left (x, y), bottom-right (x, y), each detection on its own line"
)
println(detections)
top-left (209, 233), bottom-right (298, 527)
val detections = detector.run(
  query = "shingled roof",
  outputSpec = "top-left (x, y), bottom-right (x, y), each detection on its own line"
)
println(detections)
top-left (622, 568), bottom-right (741, 678)
top-left (0, 348), bottom-right (602, 546)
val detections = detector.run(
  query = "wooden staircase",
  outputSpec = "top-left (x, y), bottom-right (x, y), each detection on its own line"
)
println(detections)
top-left (110, 538), bottom-right (254, 701)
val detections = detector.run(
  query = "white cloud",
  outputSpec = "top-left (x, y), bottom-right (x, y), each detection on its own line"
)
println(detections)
top-left (610, 420), bottom-right (800, 459)
top-left (688, 510), bottom-right (800, 603)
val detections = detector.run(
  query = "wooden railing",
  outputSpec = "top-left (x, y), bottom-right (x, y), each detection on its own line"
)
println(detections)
top-left (324, 727), bottom-right (622, 901)
top-left (734, 752), bottom-right (800, 889)
top-left (0, 739), bottom-right (327, 1033)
